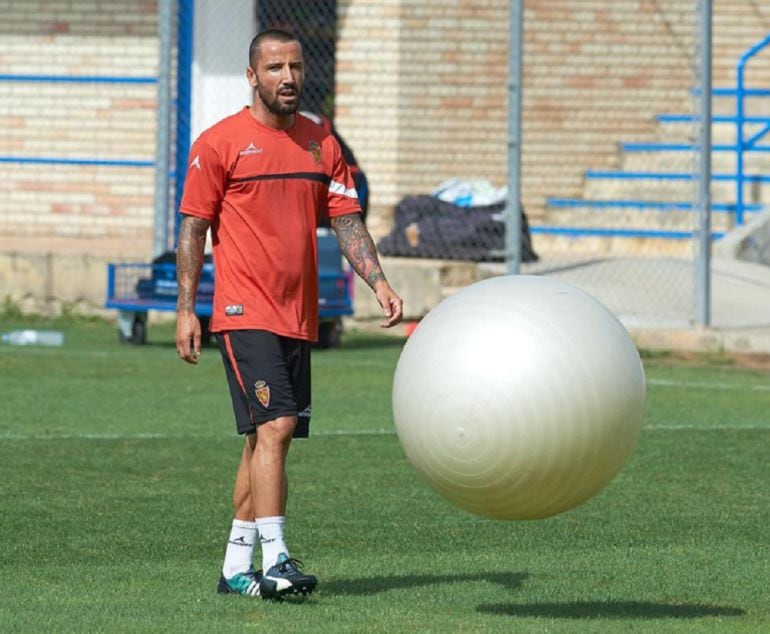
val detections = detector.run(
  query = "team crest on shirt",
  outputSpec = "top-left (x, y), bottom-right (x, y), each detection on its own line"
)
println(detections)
top-left (254, 380), bottom-right (270, 408)
top-left (308, 140), bottom-right (322, 165)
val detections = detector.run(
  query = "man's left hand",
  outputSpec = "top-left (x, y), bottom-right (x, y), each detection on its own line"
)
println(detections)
top-left (374, 281), bottom-right (403, 328)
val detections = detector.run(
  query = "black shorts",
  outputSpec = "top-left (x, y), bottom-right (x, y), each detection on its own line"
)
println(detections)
top-left (217, 330), bottom-right (311, 438)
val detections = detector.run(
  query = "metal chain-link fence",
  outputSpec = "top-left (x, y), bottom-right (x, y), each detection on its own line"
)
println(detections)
top-left (513, 1), bottom-right (706, 329)
top-left (177, 0), bottom-right (340, 240)
top-left (2, 0), bottom-right (769, 324)
top-left (511, 1), bottom-right (770, 330)
top-left (257, 0), bottom-right (337, 116)
top-left (170, 0), bottom-right (770, 327)
top-left (186, 0), bottom-right (337, 142)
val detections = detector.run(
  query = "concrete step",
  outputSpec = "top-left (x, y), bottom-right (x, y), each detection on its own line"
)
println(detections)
top-left (353, 256), bottom-right (479, 321)
top-left (530, 196), bottom-right (766, 259)
top-left (654, 115), bottom-right (770, 144)
top-left (548, 198), bottom-right (763, 213)
top-left (621, 145), bottom-right (770, 172)
top-left (654, 119), bottom-right (738, 144)
top-left (544, 200), bottom-right (758, 233)
top-left (533, 89), bottom-right (770, 262)
top-left (583, 171), bottom-right (770, 204)
top-left (544, 208), bottom-right (736, 240)
top-left (708, 89), bottom-right (770, 117)
top-left (529, 230), bottom-right (697, 259)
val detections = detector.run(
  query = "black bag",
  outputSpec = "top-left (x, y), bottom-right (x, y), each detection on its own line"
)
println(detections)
top-left (377, 195), bottom-right (538, 263)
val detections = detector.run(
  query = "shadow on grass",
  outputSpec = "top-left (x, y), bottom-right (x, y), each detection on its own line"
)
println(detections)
top-left (477, 600), bottom-right (745, 620)
top-left (324, 571), bottom-right (527, 596)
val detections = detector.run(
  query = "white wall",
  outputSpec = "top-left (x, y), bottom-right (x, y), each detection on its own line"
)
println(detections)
top-left (191, 0), bottom-right (256, 139)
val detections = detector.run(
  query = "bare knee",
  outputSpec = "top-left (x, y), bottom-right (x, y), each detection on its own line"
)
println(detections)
top-left (255, 416), bottom-right (297, 453)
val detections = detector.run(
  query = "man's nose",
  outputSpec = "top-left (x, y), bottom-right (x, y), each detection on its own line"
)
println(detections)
top-left (280, 65), bottom-right (295, 83)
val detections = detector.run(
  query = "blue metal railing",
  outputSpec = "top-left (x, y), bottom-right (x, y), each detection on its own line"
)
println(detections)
top-left (541, 36), bottom-right (770, 239)
top-left (736, 33), bottom-right (770, 225)
top-left (0, 74), bottom-right (156, 84)
top-left (0, 73), bottom-right (158, 168)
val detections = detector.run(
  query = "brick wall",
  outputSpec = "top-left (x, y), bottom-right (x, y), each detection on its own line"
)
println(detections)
top-left (336, 0), bottom-right (770, 237)
top-left (1, 0), bottom-right (770, 271)
top-left (336, 0), bottom-right (402, 239)
top-left (0, 0), bottom-right (158, 257)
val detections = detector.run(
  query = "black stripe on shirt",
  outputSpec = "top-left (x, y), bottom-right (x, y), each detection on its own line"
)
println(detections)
top-left (231, 172), bottom-right (332, 185)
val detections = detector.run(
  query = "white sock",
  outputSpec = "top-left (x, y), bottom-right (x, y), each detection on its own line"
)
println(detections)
top-left (256, 516), bottom-right (288, 571)
top-left (222, 519), bottom-right (257, 579)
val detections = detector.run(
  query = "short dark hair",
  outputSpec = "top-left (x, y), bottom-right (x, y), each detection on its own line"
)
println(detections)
top-left (249, 29), bottom-right (299, 67)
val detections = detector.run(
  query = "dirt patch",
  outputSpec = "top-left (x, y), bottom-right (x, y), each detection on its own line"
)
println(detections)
top-left (642, 349), bottom-right (770, 371)
top-left (728, 352), bottom-right (770, 371)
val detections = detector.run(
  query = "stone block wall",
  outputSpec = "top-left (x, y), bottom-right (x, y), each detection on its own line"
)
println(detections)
top-left (0, 0), bottom-right (159, 258)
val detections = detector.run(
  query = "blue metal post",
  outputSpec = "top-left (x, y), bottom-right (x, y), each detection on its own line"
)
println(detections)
top-left (736, 56), bottom-right (745, 226)
top-left (734, 33), bottom-right (770, 226)
top-left (174, 0), bottom-right (195, 245)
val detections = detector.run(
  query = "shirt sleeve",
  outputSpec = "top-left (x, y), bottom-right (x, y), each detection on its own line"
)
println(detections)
top-left (326, 137), bottom-right (362, 219)
top-left (178, 136), bottom-right (227, 220)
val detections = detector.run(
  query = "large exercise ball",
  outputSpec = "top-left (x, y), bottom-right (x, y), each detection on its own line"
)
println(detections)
top-left (392, 275), bottom-right (646, 520)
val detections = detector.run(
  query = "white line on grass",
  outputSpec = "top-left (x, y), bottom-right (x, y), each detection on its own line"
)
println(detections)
top-left (0, 428), bottom-right (397, 441)
top-left (645, 424), bottom-right (769, 430)
top-left (0, 348), bottom-right (124, 358)
top-left (0, 425), bottom-right (768, 441)
top-left (647, 378), bottom-right (770, 392)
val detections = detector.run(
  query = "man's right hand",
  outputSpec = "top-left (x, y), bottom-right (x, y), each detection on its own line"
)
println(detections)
top-left (176, 310), bottom-right (202, 364)
top-left (176, 214), bottom-right (210, 365)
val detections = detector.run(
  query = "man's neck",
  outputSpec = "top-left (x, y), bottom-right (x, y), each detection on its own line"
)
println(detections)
top-left (248, 103), bottom-right (294, 131)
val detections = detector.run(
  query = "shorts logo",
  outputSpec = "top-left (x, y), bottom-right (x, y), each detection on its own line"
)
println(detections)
top-left (308, 140), bottom-right (322, 165)
top-left (225, 304), bottom-right (244, 316)
top-left (254, 380), bottom-right (270, 408)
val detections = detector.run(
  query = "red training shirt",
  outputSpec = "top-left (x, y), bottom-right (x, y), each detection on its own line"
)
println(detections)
top-left (179, 108), bottom-right (361, 341)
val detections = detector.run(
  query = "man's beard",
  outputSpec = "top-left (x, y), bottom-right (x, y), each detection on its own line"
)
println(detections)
top-left (256, 84), bottom-right (301, 115)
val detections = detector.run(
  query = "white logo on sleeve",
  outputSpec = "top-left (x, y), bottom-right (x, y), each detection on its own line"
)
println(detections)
top-left (190, 155), bottom-right (201, 170)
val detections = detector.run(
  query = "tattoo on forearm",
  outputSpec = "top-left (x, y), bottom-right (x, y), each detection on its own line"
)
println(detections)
top-left (331, 214), bottom-right (386, 288)
top-left (176, 215), bottom-right (210, 312)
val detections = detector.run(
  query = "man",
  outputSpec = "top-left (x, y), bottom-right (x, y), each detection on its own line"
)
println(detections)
top-left (175, 29), bottom-right (403, 600)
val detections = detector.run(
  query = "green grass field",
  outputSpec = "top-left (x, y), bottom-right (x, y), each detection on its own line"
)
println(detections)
top-left (1, 315), bottom-right (768, 633)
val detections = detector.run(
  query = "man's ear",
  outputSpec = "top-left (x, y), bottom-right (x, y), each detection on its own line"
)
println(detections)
top-left (246, 66), bottom-right (257, 88)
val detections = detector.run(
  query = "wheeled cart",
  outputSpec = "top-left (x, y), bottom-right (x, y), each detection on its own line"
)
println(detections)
top-left (105, 230), bottom-right (354, 348)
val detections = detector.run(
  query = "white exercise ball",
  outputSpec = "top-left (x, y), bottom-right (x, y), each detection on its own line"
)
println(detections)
top-left (392, 275), bottom-right (646, 520)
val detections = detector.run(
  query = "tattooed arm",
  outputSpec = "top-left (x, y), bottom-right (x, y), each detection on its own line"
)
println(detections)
top-left (176, 214), bottom-right (211, 363)
top-left (330, 213), bottom-right (403, 328)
